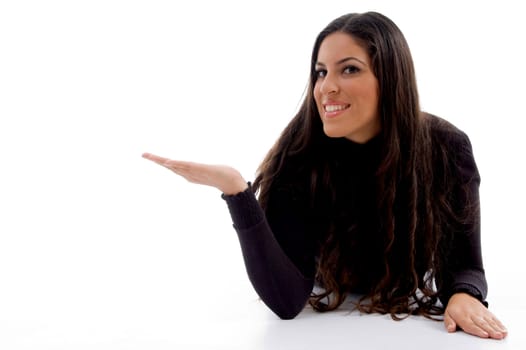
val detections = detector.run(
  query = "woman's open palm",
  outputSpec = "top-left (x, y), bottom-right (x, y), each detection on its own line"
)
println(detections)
top-left (142, 153), bottom-right (248, 195)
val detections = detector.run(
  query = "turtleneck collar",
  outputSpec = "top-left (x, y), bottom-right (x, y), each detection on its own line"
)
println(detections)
top-left (325, 133), bottom-right (383, 158)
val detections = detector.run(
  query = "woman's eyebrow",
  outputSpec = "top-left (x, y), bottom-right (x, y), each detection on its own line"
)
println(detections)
top-left (316, 56), bottom-right (367, 67)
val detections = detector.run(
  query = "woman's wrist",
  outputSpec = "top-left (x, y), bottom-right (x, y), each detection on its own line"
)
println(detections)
top-left (221, 178), bottom-right (249, 196)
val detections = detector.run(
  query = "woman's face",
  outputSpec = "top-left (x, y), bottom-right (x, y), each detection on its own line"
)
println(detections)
top-left (314, 32), bottom-right (380, 143)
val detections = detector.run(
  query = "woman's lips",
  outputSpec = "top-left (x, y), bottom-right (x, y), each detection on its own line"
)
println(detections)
top-left (323, 103), bottom-right (350, 118)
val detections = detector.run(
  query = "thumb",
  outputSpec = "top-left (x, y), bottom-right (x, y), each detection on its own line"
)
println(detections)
top-left (444, 311), bottom-right (457, 333)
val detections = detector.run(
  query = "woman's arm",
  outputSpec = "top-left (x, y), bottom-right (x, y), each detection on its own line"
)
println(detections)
top-left (142, 153), bottom-right (315, 319)
top-left (223, 186), bottom-right (315, 319)
top-left (435, 132), bottom-right (507, 339)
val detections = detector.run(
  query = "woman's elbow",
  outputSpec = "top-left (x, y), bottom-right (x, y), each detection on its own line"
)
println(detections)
top-left (270, 300), bottom-right (307, 320)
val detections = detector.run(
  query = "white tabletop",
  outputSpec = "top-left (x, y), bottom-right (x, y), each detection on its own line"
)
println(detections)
top-left (0, 274), bottom-right (523, 349)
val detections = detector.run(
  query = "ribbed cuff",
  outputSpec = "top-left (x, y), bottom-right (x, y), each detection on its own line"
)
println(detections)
top-left (221, 183), bottom-right (265, 230)
top-left (451, 283), bottom-right (488, 307)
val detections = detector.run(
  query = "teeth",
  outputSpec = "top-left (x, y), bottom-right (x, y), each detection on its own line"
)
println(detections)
top-left (325, 104), bottom-right (348, 112)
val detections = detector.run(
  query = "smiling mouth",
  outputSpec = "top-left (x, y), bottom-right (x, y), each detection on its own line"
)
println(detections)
top-left (324, 104), bottom-right (350, 112)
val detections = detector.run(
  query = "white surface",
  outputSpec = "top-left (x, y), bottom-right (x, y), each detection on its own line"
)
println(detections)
top-left (0, 294), bottom-right (524, 349)
top-left (1, 0), bottom-right (525, 349)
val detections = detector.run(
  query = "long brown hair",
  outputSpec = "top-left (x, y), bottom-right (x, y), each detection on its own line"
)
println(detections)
top-left (253, 12), bottom-right (477, 319)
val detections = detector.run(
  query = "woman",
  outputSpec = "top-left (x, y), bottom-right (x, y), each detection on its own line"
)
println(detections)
top-left (143, 12), bottom-right (507, 339)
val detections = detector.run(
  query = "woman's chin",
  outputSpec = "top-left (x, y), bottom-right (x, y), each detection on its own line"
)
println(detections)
top-left (323, 126), bottom-right (346, 139)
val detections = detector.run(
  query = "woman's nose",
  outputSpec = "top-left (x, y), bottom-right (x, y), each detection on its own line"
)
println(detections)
top-left (319, 74), bottom-right (339, 95)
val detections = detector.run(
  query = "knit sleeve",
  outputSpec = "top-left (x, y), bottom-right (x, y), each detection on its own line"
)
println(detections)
top-left (437, 129), bottom-right (488, 307)
top-left (222, 183), bottom-right (316, 319)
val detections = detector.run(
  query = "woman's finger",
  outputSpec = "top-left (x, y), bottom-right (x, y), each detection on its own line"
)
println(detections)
top-left (143, 153), bottom-right (191, 172)
top-left (492, 316), bottom-right (508, 334)
top-left (473, 315), bottom-right (507, 339)
top-left (461, 318), bottom-right (489, 338)
top-left (164, 159), bottom-right (194, 170)
top-left (142, 152), bottom-right (171, 165)
top-left (443, 310), bottom-right (457, 333)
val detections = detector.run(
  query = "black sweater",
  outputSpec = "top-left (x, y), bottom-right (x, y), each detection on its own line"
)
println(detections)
top-left (223, 116), bottom-right (487, 319)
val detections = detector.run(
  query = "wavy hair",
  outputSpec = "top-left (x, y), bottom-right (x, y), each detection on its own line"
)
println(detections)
top-left (253, 12), bottom-right (476, 319)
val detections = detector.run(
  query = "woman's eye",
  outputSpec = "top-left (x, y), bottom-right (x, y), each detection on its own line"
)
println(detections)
top-left (343, 65), bottom-right (359, 74)
top-left (315, 69), bottom-right (327, 78)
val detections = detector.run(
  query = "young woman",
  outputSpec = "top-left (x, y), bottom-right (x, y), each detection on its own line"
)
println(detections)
top-left (143, 11), bottom-right (507, 339)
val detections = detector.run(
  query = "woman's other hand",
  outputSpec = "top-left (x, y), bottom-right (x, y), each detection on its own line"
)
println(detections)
top-left (444, 292), bottom-right (508, 339)
top-left (142, 153), bottom-right (248, 195)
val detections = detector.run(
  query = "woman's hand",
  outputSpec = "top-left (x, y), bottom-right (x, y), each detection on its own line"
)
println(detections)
top-left (444, 292), bottom-right (507, 339)
top-left (142, 153), bottom-right (249, 195)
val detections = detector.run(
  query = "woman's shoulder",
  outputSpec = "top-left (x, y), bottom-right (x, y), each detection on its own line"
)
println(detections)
top-left (422, 112), bottom-right (479, 182)
top-left (423, 112), bottom-right (470, 147)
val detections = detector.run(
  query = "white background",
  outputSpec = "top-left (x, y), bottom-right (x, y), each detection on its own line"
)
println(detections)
top-left (1, 0), bottom-right (525, 348)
